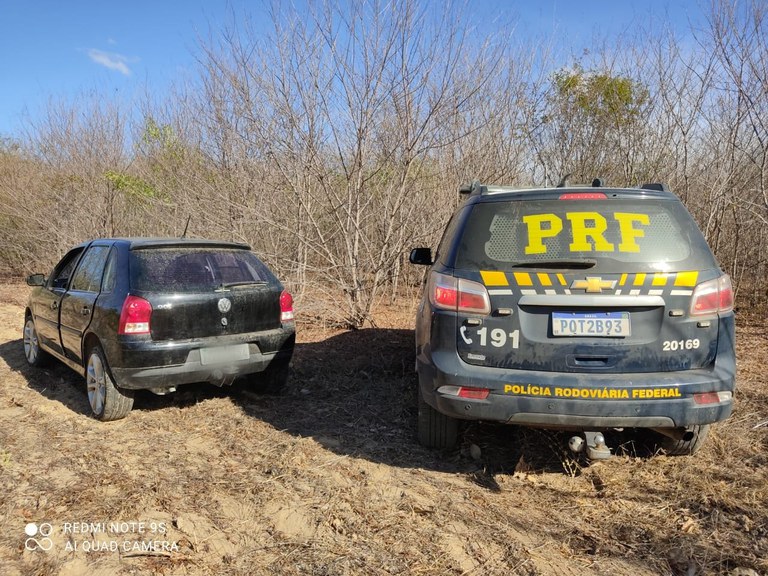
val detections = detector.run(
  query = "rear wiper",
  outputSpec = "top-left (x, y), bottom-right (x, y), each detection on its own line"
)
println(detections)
top-left (218, 280), bottom-right (268, 289)
top-left (510, 259), bottom-right (597, 269)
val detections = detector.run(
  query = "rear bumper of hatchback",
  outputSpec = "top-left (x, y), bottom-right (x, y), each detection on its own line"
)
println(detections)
top-left (106, 327), bottom-right (295, 390)
top-left (418, 333), bottom-right (736, 430)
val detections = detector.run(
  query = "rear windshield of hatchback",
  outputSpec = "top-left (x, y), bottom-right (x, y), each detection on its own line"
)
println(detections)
top-left (454, 199), bottom-right (718, 273)
top-left (130, 248), bottom-right (274, 292)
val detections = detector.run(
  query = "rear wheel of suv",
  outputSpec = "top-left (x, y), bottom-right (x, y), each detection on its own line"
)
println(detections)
top-left (417, 387), bottom-right (459, 450)
top-left (658, 424), bottom-right (710, 456)
top-left (86, 345), bottom-right (134, 421)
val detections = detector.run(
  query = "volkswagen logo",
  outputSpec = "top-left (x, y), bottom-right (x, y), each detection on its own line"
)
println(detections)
top-left (217, 298), bottom-right (232, 313)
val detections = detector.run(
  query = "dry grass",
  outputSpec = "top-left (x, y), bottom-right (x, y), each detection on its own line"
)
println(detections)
top-left (0, 284), bottom-right (765, 575)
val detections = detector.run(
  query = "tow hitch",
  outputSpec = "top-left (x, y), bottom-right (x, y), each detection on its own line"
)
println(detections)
top-left (569, 431), bottom-right (611, 460)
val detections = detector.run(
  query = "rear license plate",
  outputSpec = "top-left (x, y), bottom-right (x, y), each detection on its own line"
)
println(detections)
top-left (199, 344), bottom-right (250, 365)
top-left (552, 312), bottom-right (630, 337)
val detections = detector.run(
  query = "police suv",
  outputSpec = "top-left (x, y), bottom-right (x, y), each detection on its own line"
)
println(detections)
top-left (409, 181), bottom-right (735, 457)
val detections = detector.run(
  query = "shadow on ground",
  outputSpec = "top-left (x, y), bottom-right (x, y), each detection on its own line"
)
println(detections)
top-left (0, 337), bottom-right (94, 416)
top-left (229, 328), bottom-right (659, 475)
top-left (0, 328), bottom-right (657, 479)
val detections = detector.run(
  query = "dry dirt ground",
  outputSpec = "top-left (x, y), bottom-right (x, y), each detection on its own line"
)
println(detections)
top-left (0, 283), bottom-right (766, 576)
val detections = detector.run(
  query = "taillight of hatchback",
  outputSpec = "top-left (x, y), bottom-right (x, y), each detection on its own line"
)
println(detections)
top-left (428, 272), bottom-right (491, 315)
top-left (118, 295), bottom-right (152, 334)
top-left (280, 290), bottom-right (294, 322)
top-left (690, 275), bottom-right (734, 316)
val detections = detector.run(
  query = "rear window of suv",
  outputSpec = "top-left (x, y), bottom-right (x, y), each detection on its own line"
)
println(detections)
top-left (454, 199), bottom-right (717, 273)
top-left (130, 248), bottom-right (275, 292)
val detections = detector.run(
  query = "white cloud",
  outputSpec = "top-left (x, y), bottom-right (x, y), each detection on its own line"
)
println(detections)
top-left (87, 49), bottom-right (133, 76)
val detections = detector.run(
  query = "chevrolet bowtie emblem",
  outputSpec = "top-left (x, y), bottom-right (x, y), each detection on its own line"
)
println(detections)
top-left (570, 277), bottom-right (616, 293)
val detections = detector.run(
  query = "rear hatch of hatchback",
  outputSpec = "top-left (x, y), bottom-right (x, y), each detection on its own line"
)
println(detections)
top-left (127, 242), bottom-right (284, 341)
top-left (441, 190), bottom-right (733, 374)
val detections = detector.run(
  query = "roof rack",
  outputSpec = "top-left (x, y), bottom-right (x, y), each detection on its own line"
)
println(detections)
top-left (556, 173), bottom-right (572, 188)
top-left (640, 182), bottom-right (670, 192)
top-left (459, 180), bottom-right (487, 196)
top-left (458, 179), bottom-right (667, 197)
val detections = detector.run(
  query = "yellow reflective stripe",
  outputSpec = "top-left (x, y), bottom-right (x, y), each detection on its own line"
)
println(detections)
top-left (514, 272), bottom-right (533, 286)
top-left (480, 270), bottom-right (509, 286)
top-left (633, 273), bottom-right (646, 286)
top-left (556, 273), bottom-right (567, 286)
top-left (619, 273), bottom-right (628, 286)
top-left (652, 273), bottom-right (669, 286)
top-left (674, 271), bottom-right (699, 287)
top-left (537, 273), bottom-right (552, 286)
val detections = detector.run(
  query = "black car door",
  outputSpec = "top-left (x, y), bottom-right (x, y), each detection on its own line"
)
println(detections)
top-left (34, 247), bottom-right (85, 357)
top-left (59, 244), bottom-right (112, 366)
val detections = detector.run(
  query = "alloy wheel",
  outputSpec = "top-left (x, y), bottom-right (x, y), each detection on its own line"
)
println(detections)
top-left (23, 319), bottom-right (39, 365)
top-left (86, 352), bottom-right (106, 416)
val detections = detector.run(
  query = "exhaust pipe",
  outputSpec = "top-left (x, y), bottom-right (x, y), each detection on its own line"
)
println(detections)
top-left (148, 386), bottom-right (176, 395)
top-left (651, 427), bottom-right (694, 442)
top-left (209, 370), bottom-right (236, 387)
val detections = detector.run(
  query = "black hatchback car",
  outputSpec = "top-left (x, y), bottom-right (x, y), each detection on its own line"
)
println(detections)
top-left (24, 238), bottom-right (295, 420)
top-left (410, 182), bottom-right (735, 457)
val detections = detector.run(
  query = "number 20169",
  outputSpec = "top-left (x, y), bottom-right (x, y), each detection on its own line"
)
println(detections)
top-left (663, 339), bottom-right (700, 351)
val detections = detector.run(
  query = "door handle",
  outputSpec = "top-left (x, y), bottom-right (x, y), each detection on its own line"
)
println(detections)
top-left (81, 306), bottom-right (91, 316)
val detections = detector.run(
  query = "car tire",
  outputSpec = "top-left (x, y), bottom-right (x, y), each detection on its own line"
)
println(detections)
top-left (86, 345), bottom-right (134, 421)
top-left (249, 363), bottom-right (290, 394)
top-left (659, 424), bottom-right (710, 456)
top-left (23, 316), bottom-right (50, 367)
top-left (417, 386), bottom-right (459, 450)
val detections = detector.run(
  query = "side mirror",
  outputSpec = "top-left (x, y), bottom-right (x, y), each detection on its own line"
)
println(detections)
top-left (409, 248), bottom-right (433, 266)
top-left (26, 274), bottom-right (46, 287)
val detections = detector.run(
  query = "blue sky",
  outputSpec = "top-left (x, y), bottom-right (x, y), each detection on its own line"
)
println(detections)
top-left (0, 0), bottom-right (705, 139)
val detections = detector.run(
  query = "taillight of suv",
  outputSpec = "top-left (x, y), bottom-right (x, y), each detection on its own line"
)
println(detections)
top-left (280, 290), bottom-right (294, 322)
top-left (428, 271), bottom-right (491, 315)
top-left (118, 295), bottom-right (152, 335)
top-left (690, 275), bottom-right (734, 316)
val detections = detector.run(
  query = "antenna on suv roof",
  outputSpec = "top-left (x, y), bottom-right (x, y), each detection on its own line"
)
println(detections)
top-left (181, 215), bottom-right (191, 238)
top-left (556, 173), bottom-right (572, 188)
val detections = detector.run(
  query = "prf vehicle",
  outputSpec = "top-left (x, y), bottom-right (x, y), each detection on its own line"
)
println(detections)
top-left (410, 181), bottom-right (735, 457)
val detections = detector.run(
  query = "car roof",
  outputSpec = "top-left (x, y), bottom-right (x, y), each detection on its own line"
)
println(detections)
top-left (470, 186), bottom-right (680, 203)
top-left (85, 237), bottom-right (252, 250)
top-left (459, 181), bottom-right (680, 203)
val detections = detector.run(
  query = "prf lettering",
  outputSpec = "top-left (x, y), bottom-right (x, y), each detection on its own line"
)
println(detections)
top-left (522, 212), bottom-right (650, 254)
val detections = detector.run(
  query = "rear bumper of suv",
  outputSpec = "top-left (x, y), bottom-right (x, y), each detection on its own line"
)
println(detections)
top-left (417, 327), bottom-right (735, 430)
top-left (106, 327), bottom-right (295, 390)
